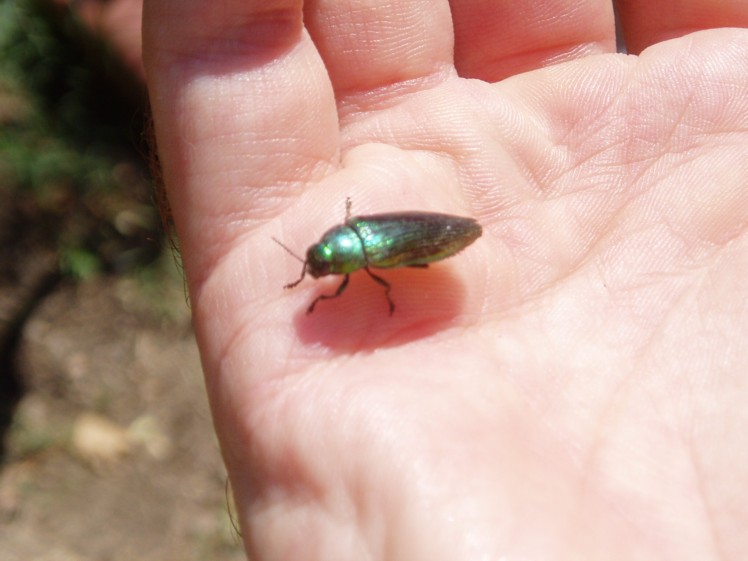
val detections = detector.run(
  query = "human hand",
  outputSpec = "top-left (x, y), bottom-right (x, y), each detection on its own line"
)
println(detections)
top-left (142, 1), bottom-right (748, 559)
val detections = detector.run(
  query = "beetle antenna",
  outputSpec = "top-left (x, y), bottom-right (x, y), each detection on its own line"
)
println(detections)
top-left (272, 236), bottom-right (305, 264)
top-left (345, 197), bottom-right (352, 221)
top-left (273, 237), bottom-right (307, 289)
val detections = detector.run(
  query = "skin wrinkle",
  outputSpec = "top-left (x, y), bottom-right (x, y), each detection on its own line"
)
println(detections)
top-left (150, 11), bottom-right (303, 72)
top-left (578, 358), bottom-right (675, 545)
top-left (619, 88), bottom-right (696, 155)
top-left (646, 299), bottom-right (728, 554)
top-left (336, 66), bottom-right (456, 122)
top-left (493, 152), bottom-right (635, 292)
top-left (580, 224), bottom-right (693, 343)
top-left (687, 438), bottom-right (727, 560)
top-left (306, 1), bottom-right (453, 100)
top-left (487, 69), bottom-right (629, 200)
top-left (491, 39), bottom-right (613, 75)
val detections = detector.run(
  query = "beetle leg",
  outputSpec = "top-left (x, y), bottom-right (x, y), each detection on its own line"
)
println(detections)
top-left (307, 274), bottom-right (350, 314)
top-left (345, 197), bottom-right (352, 221)
top-left (364, 268), bottom-right (394, 316)
top-left (284, 262), bottom-right (307, 289)
top-left (407, 264), bottom-right (429, 269)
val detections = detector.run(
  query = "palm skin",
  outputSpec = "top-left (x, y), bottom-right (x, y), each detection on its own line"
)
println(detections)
top-left (143, 1), bottom-right (748, 559)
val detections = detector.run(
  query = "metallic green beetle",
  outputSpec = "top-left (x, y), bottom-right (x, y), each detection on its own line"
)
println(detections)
top-left (277, 199), bottom-right (482, 315)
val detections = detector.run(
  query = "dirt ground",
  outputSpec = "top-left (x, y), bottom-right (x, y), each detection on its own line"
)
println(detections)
top-left (0, 265), bottom-right (245, 561)
top-left (0, 2), bottom-right (244, 558)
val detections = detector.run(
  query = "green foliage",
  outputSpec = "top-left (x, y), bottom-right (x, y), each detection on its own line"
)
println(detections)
top-left (59, 246), bottom-right (101, 279)
top-left (0, 0), bottom-right (160, 277)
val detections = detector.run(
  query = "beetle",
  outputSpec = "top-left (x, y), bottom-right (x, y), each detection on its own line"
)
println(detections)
top-left (275, 199), bottom-right (482, 315)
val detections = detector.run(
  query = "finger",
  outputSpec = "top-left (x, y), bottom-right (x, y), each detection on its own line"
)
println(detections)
top-left (142, 0), bottom-right (339, 282)
top-left (449, 0), bottom-right (616, 82)
top-left (617, 0), bottom-right (748, 54)
top-left (304, 0), bottom-right (455, 116)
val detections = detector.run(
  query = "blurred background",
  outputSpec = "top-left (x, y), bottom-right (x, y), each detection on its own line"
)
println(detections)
top-left (0, 0), bottom-right (244, 558)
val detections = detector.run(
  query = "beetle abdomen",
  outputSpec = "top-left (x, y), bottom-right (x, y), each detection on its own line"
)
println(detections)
top-left (348, 212), bottom-right (482, 269)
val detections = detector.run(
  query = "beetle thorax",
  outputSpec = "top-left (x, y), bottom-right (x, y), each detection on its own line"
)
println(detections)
top-left (305, 225), bottom-right (368, 277)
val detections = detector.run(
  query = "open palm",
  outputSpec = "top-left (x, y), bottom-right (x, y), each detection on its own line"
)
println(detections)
top-left (143, 1), bottom-right (748, 559)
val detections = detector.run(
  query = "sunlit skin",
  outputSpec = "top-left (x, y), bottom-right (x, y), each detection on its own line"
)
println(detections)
top-left (143, 1), bottom-right (748, 560)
